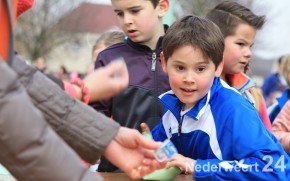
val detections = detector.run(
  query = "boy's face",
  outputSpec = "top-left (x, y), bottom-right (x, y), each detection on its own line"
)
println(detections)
top-left (222, 23), bottom-right (256, 76)
top-left (161, 45), bottom-right (222, 110)
top-left (111, 0), bottom-right (168, 48)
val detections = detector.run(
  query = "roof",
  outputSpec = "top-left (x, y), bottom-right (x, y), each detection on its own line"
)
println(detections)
top-left (55, 2), bottom-right (119, 34)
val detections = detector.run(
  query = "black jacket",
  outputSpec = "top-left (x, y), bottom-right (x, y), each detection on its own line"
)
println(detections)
top-left (92, 32), bottom-right (170, 172)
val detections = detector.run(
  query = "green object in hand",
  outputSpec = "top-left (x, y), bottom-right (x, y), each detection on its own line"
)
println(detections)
top-left (142, 132), bottom-right (153, 140)
top-left (142, 132), bottom-right (181, 180)
top-left (143, 166), bottom-right (182, 180)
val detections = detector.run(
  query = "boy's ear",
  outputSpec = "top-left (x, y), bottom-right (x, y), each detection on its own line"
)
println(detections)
top-left (215, 58), bottom-right (224, 77)
top-left (158, 0), bottom-right (170, 18)
top-left (160, 52), bottom-right (168, 73)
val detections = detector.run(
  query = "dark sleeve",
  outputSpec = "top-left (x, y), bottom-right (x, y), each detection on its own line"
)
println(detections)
top-left (11, 55), bottom-right (120, 164)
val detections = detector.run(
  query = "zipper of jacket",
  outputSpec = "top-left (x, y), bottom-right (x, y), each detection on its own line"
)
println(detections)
top-left (178, 115), bottom-right (185, 137)
top-left (151, 52), bottom-right (157, 71)
top-left (177, 115), bottom-right (185, 154)
top-left (151, 51), bottom-right (158, 122)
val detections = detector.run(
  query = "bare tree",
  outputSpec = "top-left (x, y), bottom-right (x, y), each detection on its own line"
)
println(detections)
top-left (15, 0), bottom-right (80, 62)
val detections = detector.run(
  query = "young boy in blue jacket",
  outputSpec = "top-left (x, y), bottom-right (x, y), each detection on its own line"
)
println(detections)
top-left (151, 15), bottom-right (290, 180)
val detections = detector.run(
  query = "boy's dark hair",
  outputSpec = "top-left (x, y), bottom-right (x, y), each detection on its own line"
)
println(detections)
top-left (206, 1), bottom-right (265, 37)
top-left (162, 15), bottom-right (224, 68)
top-left (149, 0), bottom-right (160, 8)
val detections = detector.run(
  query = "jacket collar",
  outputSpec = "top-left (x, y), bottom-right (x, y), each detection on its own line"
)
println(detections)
top-left (159, 78), bottom-right (221, 121)
top-left (226, 72), bottom-right (256, 93)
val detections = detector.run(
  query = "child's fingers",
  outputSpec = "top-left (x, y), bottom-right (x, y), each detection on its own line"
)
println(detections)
top-left (140, 122), bottom-right (151, 135)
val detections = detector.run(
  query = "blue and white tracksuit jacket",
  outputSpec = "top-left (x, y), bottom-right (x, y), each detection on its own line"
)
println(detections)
top-left (152, 78), bottom-right (290, 180)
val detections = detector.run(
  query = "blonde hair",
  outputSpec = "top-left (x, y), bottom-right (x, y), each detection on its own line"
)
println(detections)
top-left (92, 30), bottom-right (125, 57)
top-left (250, 87), bottom-right (262, 111)
top-left (282, 54), bottom-right (290, 86)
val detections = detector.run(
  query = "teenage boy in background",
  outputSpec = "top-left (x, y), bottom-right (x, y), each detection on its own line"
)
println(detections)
top-left (91, 0), bottom-right (171, 172)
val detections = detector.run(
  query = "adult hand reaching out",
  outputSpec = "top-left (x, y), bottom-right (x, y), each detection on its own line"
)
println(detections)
top-left (103, 127), bottom-right (167, 179)
top-left (84, 58), bottom-right (129, 101)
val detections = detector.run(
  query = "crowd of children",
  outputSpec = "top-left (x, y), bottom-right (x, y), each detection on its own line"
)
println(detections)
top-left (90, 0), bottom-right (290, 180)
top-left (88, 0), bottom-right (290, 180)
top-left (2, 0), bottom-right (290, 180)
top-left (151, 14), bottom-right (289, 180)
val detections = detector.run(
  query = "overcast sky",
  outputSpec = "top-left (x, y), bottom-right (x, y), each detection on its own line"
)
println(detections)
top-left (87, 0), bottom-right (111, 4)
top-left (251, 0), bottom-right (290, 62)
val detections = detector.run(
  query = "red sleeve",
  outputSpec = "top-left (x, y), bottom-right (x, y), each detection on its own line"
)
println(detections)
top-left (0, 0), bottom-right (17, 62)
